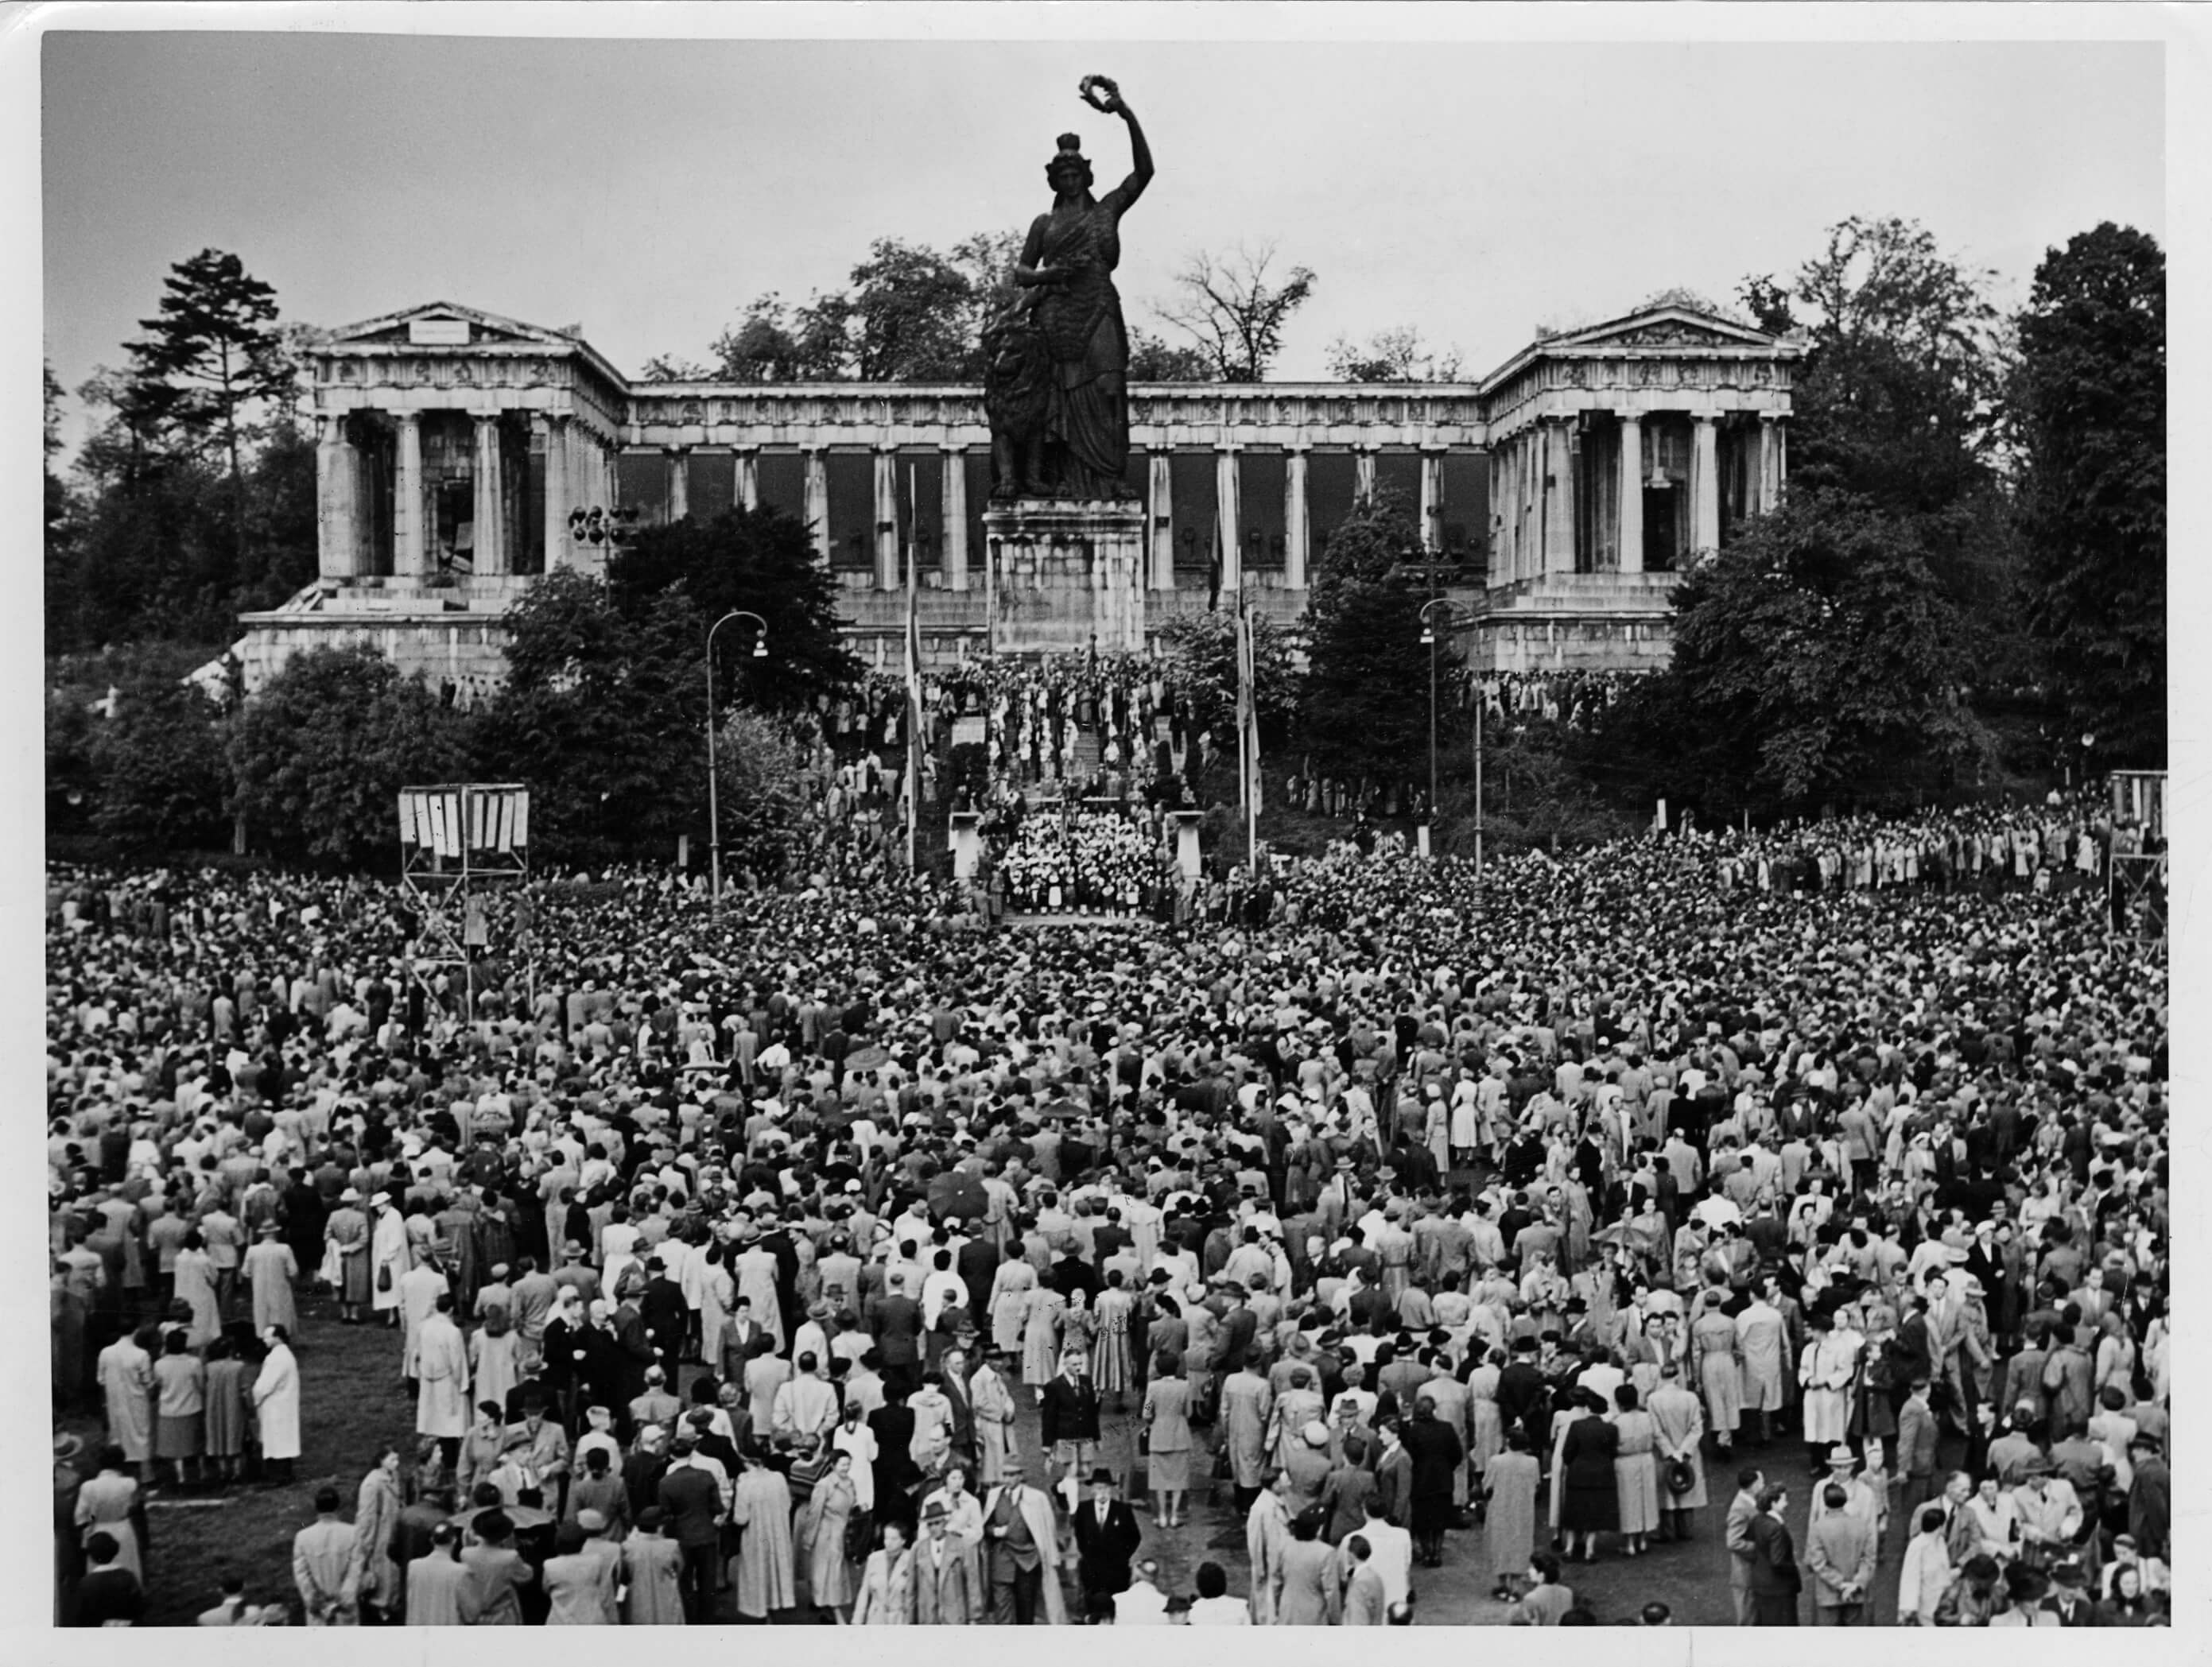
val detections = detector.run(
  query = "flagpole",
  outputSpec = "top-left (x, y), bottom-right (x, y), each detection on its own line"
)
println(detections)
top-left (1246, 603), bottom-right (1258, 877)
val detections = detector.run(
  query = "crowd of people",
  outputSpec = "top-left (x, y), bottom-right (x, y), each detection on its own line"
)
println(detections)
top-left (990, 806), bottom-right (1173, 914)
top-left (46, 773), bottom-right (2167, 1626)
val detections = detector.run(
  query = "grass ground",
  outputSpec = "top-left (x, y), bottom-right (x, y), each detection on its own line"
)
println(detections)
top-left (60, 1286), bottom-right (410, 1625)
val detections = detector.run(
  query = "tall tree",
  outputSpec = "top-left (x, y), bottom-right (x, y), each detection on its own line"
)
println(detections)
top-left (1155, 611), bottom-right (1297, 741)
top-left (1126, 328), bottom-right (1214, 381)
top-left (1603, 490), bottom-right (1989, 816)
top-left (1155, 242), bottom-right (1317, 382)
top-left (126, 250), bottom-right (294, 577)
top-left (1297, 490), bottom-right (1435, 777)
top-left (1324, 324), bottom-right (1465, 383)
top-left (605, 503), bottom-right (863, 712)
top-left (473, 572), bottom-right (712, 864)
top-left (2012, 223), bottom-right (2165, 768)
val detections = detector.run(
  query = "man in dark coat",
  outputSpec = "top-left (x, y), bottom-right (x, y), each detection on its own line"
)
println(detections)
top-left (656, 1435), bottom-right (724, 1622)
top-left (1745, 1485), bottom-right (1801, 1625)
top-left (866, 1274), bottom-right (925, 1395)
top-left (639, 1260), bottom-right (690, 1384)
top-left (1399, 1400), bottom-right (1465, 1566)
top-left (1039, 1348), bottom-right (1102, 1487)
top-left (1071, 1470), bottom-right (1143, 1622)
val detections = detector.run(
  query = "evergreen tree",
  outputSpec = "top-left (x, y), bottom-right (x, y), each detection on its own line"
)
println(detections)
top-left (126, 250), bottom-right (296, 581)
top-left (2012, 223), bottom-right (2165, 768)
top-left (1297, 490), bottom-right (1435, 778)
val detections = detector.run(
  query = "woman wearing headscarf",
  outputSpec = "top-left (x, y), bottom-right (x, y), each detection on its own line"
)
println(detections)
top-left (794, 1445), bottom-right (859, 1618)
top-left (172, 1231), bottom-right (221, 1348)
top-left (351, 1442), bottom-right (405, 1622)
top-left (470, 1303), bottom-right (521, 1414)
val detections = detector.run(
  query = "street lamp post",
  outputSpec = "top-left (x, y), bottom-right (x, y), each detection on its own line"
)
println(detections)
top-left (705, 610), bottom-right (769, 909)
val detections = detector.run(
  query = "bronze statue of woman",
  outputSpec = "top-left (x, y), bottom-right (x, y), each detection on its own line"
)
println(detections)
top-left (1012, 76), bottom-right (1153, 499)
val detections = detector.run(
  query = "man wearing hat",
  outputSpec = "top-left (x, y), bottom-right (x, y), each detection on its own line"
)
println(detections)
top-left (2011, 1455), bottom-right (2084, 1566)
top-left (914, 1496), bottom-right (979, 1623)
top-left (980, 1455), bottom-right (1066, 1624)
top-left (1073, 1467), bottom-right (1142, 1622)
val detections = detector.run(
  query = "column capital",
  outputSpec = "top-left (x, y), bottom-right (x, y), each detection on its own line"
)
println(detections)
top-left (1285, 440), bottom-right (1313, 456)
top-left (938, 440), bottom-right (968, 455)
top-left (662, 442), bottom-right (693, 457)
top-left (1758, 410), bottom-right (1786, 425)
top-left (394, 408), bottom-right (421, 428)
top-left (1692, 410), bottom-right (1717, 426)
top-left (874, 439), bottom-right (902, 456)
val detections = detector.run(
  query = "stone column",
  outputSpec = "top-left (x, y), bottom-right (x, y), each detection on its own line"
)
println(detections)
top-left (1757, 414), bottom-right (1783, 513)
top-left (315, 413), bottom-right (361, 580)
top-left (1147, 448), bottom-right (1175, 590)
top-left (940, 445), bottom-right (969, 591)
top-left (1692, 413), bottom-right (1721, 554)
top-left (1353, 446), bottom-right (1377, 503)
top-left (664, 446), bottom-right (691, 525)
top-left (733, 447), bottom-right (760, 512)
top-left (1418, 448), bottom-right (1445, 553)
top-left (394, 410), bottom-right (426, 579)
top-left (803, 448), bottom-right (830, 565)
top-left (1214, 446), bottom-right (1242, 592)
top-left (1283, 446), bottom-right (1310, 590)
top-left (1616, 413), bottom-right (1644, 575)
top-left (1543, 418), bottom-right (1576, 576)
top-left (873, 446), bottom-right (902, 590)
top-left (472, 414), bottom-right (507, 576)
top-left (540, 414), bottom-right (570, 572)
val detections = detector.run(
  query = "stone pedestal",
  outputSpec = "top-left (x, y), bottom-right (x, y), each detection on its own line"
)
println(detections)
top-left (1170, 809), bottom-right (1203, 881)
top-left (983, 499), bottom-right (1147, 656)
top-left (947, 811), bottom-right (983, 881)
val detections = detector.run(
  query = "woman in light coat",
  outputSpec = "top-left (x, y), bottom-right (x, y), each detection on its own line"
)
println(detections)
top-left (351, 1443), bottom-right (405, 1621)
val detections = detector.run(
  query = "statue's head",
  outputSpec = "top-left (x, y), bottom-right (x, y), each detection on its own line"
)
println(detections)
top-left (1046, 134), bottom-right (1093, 193)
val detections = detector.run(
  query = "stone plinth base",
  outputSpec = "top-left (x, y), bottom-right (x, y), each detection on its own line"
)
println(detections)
top-left (1169, 809), bottom-right (1202, 881)
top-left (984, 499), bottom-right (1146, 656)
top-left (947, 812), bottom-right (983, 880)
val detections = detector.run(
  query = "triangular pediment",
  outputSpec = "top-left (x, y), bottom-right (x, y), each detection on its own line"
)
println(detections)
top-left (324, 302), bottom-right (580, 350)
top-left (1543, 305), bottom-right (1786, 352)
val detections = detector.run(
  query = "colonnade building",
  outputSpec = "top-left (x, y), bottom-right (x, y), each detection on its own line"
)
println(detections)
top-left (242, 299), bottom-right (1799, 692)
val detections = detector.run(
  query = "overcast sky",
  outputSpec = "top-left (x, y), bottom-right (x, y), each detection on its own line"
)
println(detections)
top-left (38, 23), bottom-right (2165, 455)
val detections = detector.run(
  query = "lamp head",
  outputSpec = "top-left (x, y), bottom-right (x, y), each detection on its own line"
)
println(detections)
top-left (752, 638), bottom-right (769, 659)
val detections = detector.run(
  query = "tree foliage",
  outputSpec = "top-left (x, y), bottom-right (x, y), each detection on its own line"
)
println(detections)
top-left (1599, 490), bottom-right (1990, 816)
top-left (1154, 242), bottom-right (1317, 382)
top-left (2010, 223), bottom-right (2165, 769)
top-left (1324, 325), bottom-right (1465, 384)
top-left (697, 231), bottom-right (1023, 384)
top-left (227, 645), bottom-right (470, 865)
top-left (51, 254), bottom-right (317, 651)
top-left (709, 706), bottom-right (809, 880)
top-left (606, 504), bottom-right (863, 712)
top-left (89, 673), bottom-right (232, 848)
top-left (1297, 490), bottom-right (1437, 776)
top-left (1154, 609), bottom-right (1298, 741)
top-left (472, 572), bottom-right (713, 866)
top-left (1126, 328), bottom-right (1216, 382)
